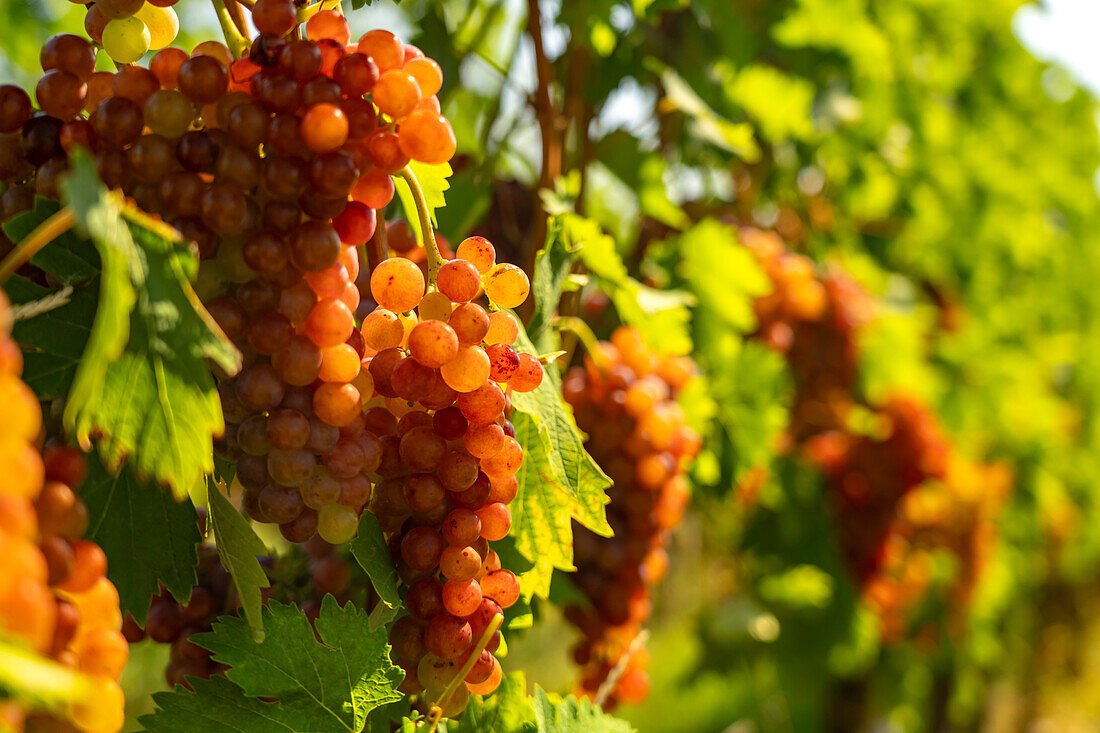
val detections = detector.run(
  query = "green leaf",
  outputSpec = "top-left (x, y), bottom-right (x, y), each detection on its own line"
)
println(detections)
top-left (720, 63), bottom-right (815, 143)
top-left (141, 675), bottom-right (298, 733)
top-left (58, 154), bottom-right (137, 438)
top-left (446, 673), bottom-right (537, 733)
top-left (203, 597), bottom-right (402, 732)
top-left (6, 273), bottom-right (97, 400)
top-left (2, 197), bottom-right (98, 285)
top-left (570, 213), bottom-right (694, 355)
top-left (509, 327), bottom-right (612, 598)
top-left (60, 151), bottom-right (241, 497)
top-left (676, 219), bottom-right (770, 334)
top-left (394, 161), bottom-right (453, 246)
top-left (207, 481), bottom-right (270, 641)
top-left (532, 687), bottom-right (635, 733)
top-left (655, 65), bottom-right (760, 161)
top-left (527, 217), bottom-right (581, 346)
top-left (434, 168), bottom-right (492, 245)
top-left (349, 512), bottom-right (403, 629)
top-left (80, 455), bottom-right (201, 625)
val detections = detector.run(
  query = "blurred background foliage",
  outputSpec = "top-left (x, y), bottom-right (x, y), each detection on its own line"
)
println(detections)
top-left (6, 0), bottom-right (1100, 730)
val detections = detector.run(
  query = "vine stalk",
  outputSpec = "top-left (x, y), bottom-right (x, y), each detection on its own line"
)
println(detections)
top-left (223, 0), bottom-right (250, 38)
top-left (0, 207), bottom-right (76, 286)
top-left (210, 0), bottom-right (252, 59)
top-left (396, 165), bottom-right (446, 285)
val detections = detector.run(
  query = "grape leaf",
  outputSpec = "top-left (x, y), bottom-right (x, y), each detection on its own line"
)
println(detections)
top-left (532, 687), bottom-right (635, 733)
top-left (207, 480), bottom-right (270, 641)
top-left (5, 273), bottom-right (96, 400)
top-left (2, 197), bottom-right (98, 285)
top-left (142, 599), bottom-right (404, 731)
top-left (59, 151), bottom-right (241, 498)
top-left (721, 63), bottom-right (816, 143)
top-left (672, 220), bottom-right (788, 485)
top-left (676, 219), bottom-right (769, 333)
top-left (349, 511), bottom-right (403, 628)
top-left (526, 217), bottom-right (580, 347)
top-left (178, 597), bottom-right (402, 732)
top-left (509, 327), bottom-right (612, 598)
top-left (566, 212), bottom-right (694, 355)
top-left (652, 64), bottom-right (760, 161)
top-left (80, 455), bottom-right (201, 625)
top-left (140, 675), bottom-right (298, 733)
top-left (2, 190), bottom-right (134, 410)
top-left (444, 672), bottom-right (537, 733)
top-left (394, 161), bottom-right (453, 246)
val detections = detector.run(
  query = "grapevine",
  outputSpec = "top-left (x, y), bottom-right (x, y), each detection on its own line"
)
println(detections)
top-left (0, 0), bottom-right (1094, 730)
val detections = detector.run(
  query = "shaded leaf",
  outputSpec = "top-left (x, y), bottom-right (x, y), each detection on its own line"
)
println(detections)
top-left (81, 455), bottom-right (201, 625)
top-left (207, 481), bottom-right (270, 641)
top-left (7, 273), bottom-right (96, 400)
top-left (349, 512), bottom-right (403, 629)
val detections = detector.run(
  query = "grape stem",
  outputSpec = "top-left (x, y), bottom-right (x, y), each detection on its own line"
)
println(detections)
top-left (297, 0), bottom-right (341, 23)
top-left (553, 316), bottom-right (609, 371)
top-left (210, 0), bottom-right (252, 59)
top-left (593, 628), bottom-right (649, 709)
top-left (0, 207), bottom-right (76, 286)
top-left (424, 612), bottom-right (504, 731)
top-left (365, 210), bottom-right (388, 277)
top-left (223, 0), bottom-right (251, 37)
top-left (396, 165), bottom-right (446, 284)
top-left (234, 0), bottom-right (254, 8)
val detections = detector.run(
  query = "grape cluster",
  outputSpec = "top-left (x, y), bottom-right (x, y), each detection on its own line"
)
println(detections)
top-left (126, 538), bottom-right (361, 689)
top-left (0, 292), bottom-right (126, 733)
top-left (561, 327), bottom-right (699, 709)
top-left (803, 395), bottom-right (950, 583)
top-left (362, 242), bottom-right (537, 711)
top-left (742, 228), bottom-right (870, 443)
top-left (866, 457), bottom-right (1011, 643)
top-left (741, 229), bottom-right (1004, 642)
top-left (0, 6), bottom-right (460, 544)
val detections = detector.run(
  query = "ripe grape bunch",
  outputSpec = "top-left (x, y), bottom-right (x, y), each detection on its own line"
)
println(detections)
top-left (741, 227), bottom-right (871, 443)
top-left (363, 240), bottom-right (539, 712)
top-left (742, 231), bottom-right (965, 636)
top-left (0, 1), bottom-right (462, 545)
top-left (0, 292), bottom-right (127, 733)
top-left (561, 327), bottom-right (699, 709)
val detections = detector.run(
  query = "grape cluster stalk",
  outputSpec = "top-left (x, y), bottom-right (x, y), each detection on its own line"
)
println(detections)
top-left (561, 327), bottom-right (699, 709)
top-left (0, 291), bottom-right (127, 733)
